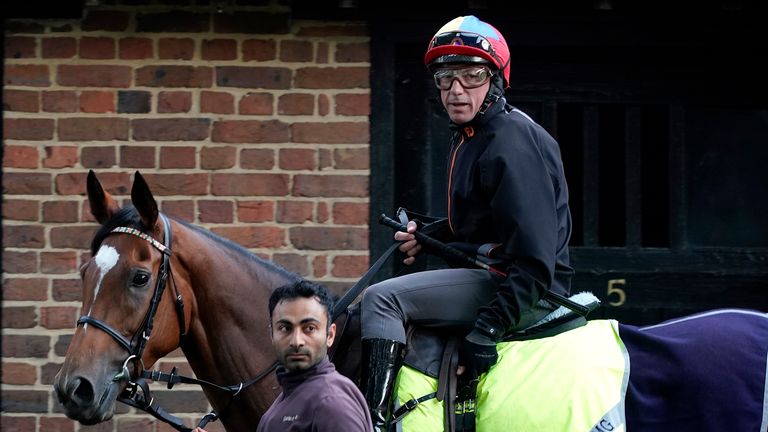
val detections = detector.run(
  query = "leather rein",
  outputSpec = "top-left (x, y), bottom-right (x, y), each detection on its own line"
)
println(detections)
top-left (76, 214), bottom-right (277, 431)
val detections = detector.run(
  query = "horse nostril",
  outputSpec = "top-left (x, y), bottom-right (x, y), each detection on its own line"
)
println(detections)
top-left (69, 377), bottom-right (96, 405)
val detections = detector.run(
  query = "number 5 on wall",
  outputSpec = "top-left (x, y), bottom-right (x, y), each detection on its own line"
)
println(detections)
top-left (607, 279), bottom-right (626, 307)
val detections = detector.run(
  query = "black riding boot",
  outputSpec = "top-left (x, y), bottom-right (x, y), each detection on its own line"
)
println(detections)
top-left (361, 338), bottom-right (405, 432)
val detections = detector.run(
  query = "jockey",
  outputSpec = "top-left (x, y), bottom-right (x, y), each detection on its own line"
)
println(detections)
top-left (360, 15), bottom-right (574, 431)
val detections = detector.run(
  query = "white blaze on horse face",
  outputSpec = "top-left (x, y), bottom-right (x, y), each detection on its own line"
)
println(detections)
top-left (84, 245), bottom-right (120, 329)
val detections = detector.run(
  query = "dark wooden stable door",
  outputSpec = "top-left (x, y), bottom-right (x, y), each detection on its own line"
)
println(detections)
top-left (369, 8), bottom-right (768, 325)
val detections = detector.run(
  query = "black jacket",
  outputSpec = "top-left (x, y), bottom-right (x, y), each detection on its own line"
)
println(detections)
top-left (442, 98), bottom-right (574, 339)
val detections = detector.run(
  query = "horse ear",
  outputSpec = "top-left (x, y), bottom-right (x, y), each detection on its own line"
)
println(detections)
top-left (87, 170), bottom-right (121, 225)
top-left (131, 171), bottom-right (159, 231)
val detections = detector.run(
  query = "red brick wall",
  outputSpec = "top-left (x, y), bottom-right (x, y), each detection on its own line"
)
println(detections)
top-left (2, 1), bottom-right (370, 430)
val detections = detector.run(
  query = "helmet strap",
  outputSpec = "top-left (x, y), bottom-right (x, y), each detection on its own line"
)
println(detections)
top-left (478, 74), bottom-right (505, 116)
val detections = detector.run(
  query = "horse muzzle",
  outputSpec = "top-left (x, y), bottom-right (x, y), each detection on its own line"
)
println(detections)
top-left (54, 372), bottom-right (121, 425)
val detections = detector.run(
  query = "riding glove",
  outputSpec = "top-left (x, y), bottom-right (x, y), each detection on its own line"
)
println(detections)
top-left (459, 328), bottom-right (499, 378)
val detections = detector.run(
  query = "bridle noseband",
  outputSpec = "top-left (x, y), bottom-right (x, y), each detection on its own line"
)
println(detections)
top-left (76, 213), bottom-right (182, 383)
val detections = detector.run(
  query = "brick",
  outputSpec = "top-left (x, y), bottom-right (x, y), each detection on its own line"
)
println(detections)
top-left (4, 118), bottom-right (54, 140)
top-left (79, 36), bottom-right (116, 59)
top-left (82, 10), bottom-right (130, 31)
top-left (280, 40), bottom-right (313, 62)
top-left (202, 38), bottom-right (237, 60)
top-left (160, 146), bottom-right (196, 168)
top-left (292, 122), bottom-right (369, 144)
top-left (289, 226), bottom-right (368, 250)
top-left (2, 251), bottom-right (37, 274)
top-left (119, 37), bottom-right (153, 59)
top-left (1, 390), bottom-right (48, 413)
top-left (4, 64), bottom-right (50, 87)
top-left (3, 199), bottom-right (38, 221)
top-left (118, 417), bottom-right (156, 431)
top-left (201, 146), bottom-right (236, 170)
top-left (273, 253), bottom-right (309, 276)
top-left (213, 11), bottom-right (290, 34)
top-left (3, 278), bottom-right (47, 301)
top-left (336, 93), bottom-right (370, 116)
top-left (201, 91), bottom-right (234, 114)
top-left (319, 148), bottom-right (332, 169)
top-left (140, 173), bottom-right (208, 196)
top-left (1, 416), bottom-right (35, 430)
top-left (120, 145), bottom-right (156, 168)
top-left (242, 39), bottom-right (276, 61)
top-left (54, 335), bottom-right (72, 357)
top-left (2, 307), bottom-right (37, 328)
top-left (211, 173), bottom-right (289, 196)
top-left (278, 93), bottom-right (314, 115)
top-left (5, 36), bottom-right (36, 59)
top-left (132, 118), bottom-right (210, 141)
top-left (3, 89), bottom-right (39, 112)
top-left (336, 42), bottom-right (370, 63)
top-left (57, 65), bottom-right (131, 88)
top-left (236, 200), bottom-right (274, 222)
top-left (71, 172), bottom-right (130, 197)
top-left (42, 90), bottom-right (77, 112)
top-left (198, 200), bottom-right (233, 223)
top-left (295, 66), bottom-right (369, 89)
top-left (3, 225), bottom-right (45, 248)
top-left (42, 37), bottom-right (77, 58)
top-left (158, 37), bottom-right (195, 60)
top-left (118, 90), bottom-right (151, 113)
top-left (333, 202), bottom-right (368, 225)
top-left (296, 24), bottom-right (368, 37)
top-left (41, 251), bottom-right (78, 274)
top-left (1, 362), bottom-right (37, 385)
top-left (43, 145), bottom-right (78, 168)
top-left (41, 306), bottom-right (79, 329)
top-left (2, 335), bottom-right (50, 358)
top-left (81, 146), bottom-right (117, 168)
top-left (137, 11), bottom-right (209, 33)
top-left (279, 148), bottom-right (316, 170)
top-left (313, 255), bottom-right (327, 278)
top-left (239, 92), bottom-right (273, 115)
top-left (3, 172), bottom-right (51, 194)
top-left (3, 145), bottom-right (39, 168)
top-left (240, 148), bottom-right (275, 170)
top-left (335, 147), bottom-right (369, 169)
top-left (52, 279), bottom-right (82, 302)
top-left (158, 91), bottom-right (192, 113)
top-left (211, 226), bottom-right (285, 248)
top-left (212, 120), bottom-right (289, 143)
top-left (59, 117), bottom-right (129, 141)
top-left (318, 94), bottom-right (329, 116)
top-left (161, 200), bottom-right (194, 222)
top-left (5, 21), bottom-right (45, 33)
top-left (79, 90), bottom-right (115, 113)
top-left (332, 254), bottom-right (369, 277)
top-left (136, 65), bottom-right (213, 87)
top-left (49, 226), bottom-right (95, 248)
top-left (317, 201), bottom-right (329, 223)
top-left (276, 200), bottom-right (313, 223)
top-left (42, 201), bottom-right (78, 222)
top-left (316, 42), bottom-right (329, 63)
top-left (39, 416), bottom-right (75, 431)
top-left (293, 174), bottom-right (368, 197)
top-left (216, 66), bottom-right (291, 89)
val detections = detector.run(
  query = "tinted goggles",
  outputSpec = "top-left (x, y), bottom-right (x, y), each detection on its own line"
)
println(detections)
top-left (433, 66), bottom-right (494, 90)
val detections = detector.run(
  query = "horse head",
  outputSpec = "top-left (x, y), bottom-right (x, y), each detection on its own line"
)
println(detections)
top-left (54, 171), bottom-right (190, 425)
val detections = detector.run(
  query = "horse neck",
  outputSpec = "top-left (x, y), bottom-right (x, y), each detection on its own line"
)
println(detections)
top-left (170, 223), bottom-right (295, 426)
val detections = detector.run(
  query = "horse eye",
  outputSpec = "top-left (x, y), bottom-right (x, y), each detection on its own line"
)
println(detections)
top-left (132, 272), bottom-right (151, 287)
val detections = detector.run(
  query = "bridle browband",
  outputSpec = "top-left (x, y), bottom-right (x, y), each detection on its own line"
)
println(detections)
top-left (75, 213), bottom-right (277, 431)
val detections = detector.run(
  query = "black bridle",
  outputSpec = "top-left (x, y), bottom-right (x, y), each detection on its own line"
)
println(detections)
top-left (75, 213), bottom-right (276, 431)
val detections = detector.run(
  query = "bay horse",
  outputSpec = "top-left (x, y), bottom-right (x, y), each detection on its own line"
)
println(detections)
top-left (55, 171), bottom-right (768, 431)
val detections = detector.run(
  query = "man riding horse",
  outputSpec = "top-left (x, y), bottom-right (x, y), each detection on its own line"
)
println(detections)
top-left (360, 15), bottom-right (574, 431)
